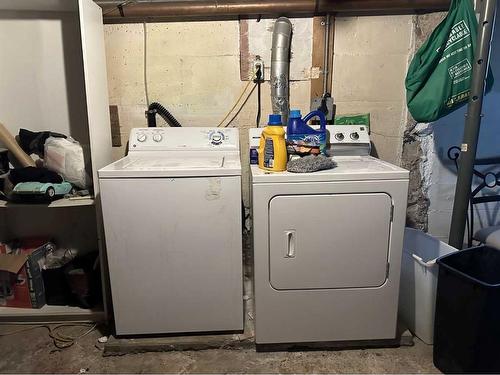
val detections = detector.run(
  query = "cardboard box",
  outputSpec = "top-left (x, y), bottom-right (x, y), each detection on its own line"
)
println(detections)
top-left (0, 239), bottom-right (51, 308)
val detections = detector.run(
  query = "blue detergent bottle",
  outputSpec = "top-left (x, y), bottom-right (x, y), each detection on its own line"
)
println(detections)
top-left (286, 109), bottom-right (327, 154)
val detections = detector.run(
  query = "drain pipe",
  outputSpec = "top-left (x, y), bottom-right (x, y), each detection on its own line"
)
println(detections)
top-left (99, 1), bottom-right (452, 22)
top-left (270, 17), bottom-right (293, 125)
top-left (322, 14), bottom-right (331, 95)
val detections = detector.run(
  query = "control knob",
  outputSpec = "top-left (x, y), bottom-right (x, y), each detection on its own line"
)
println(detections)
top-left (350, 132), bottom-right (360, 141)
top-left (153, 133), bottom-right (163, 142)
top-left (137, 133), bottom-right (147, 142)
top-left (210, 131), bottom-right (224, 145)
top-left (334, 133), bottom-right (345, 141)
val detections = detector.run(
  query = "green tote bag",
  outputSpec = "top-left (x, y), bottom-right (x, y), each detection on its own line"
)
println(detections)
top-left (406, 0), bottom-right (493, 123)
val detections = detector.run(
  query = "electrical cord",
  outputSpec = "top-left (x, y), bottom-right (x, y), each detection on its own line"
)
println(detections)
top-left (0, 323), bottom-right (97, 350)
top-left (102, 0), bottom-right (136, 16)
top-left (217, 79), bottom-right (254, 127)
top-left (143, 22), bottom-right (150, 107)
top-left (224, 84), bottom-right (257, 128)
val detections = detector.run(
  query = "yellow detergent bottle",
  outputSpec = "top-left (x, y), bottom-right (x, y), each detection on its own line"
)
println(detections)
top-left (258, 114), bottom-right (287, 172)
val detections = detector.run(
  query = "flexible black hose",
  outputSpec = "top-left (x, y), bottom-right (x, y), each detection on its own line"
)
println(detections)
top-left (255, 65), bottom-right (262, 127)
top-left (146, 102), bottom-right (182, 127)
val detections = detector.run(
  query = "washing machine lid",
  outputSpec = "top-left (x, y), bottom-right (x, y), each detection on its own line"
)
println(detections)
top-left (250, 155), bottom-right (408, 183)
top-left (98, 152), bottom-right (241, 178)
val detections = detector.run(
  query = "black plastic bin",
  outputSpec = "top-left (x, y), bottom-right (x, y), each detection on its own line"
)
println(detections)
top-left (434, 246), bottom-right (500, 373)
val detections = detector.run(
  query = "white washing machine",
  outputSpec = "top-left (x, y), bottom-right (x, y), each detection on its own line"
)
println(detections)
top-left (250, 125), bottom-right (409, 345)
top-left (99, 127), bottom-right (243, 336)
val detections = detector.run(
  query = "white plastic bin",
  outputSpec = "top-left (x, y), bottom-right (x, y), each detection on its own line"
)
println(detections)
top-left (399, 228), bottom-right (458, 344)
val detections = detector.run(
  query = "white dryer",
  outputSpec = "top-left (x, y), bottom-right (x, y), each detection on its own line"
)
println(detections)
top-left (250, 126), bottom-right (409, 345)
top-left (99, 127), bottom-right (243, 336)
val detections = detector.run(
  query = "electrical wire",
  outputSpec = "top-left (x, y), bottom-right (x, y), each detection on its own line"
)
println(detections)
top-left (217, 79), bottom-right (254, 127)
top-left (0, 323), bottom-right (97, 350)
top-left (224, 84), bottom-right (257, 128)
top-left (102, 0), bottom-right (136, 16)
top-left (143, 21), bottom-right (150, 107)
top-left (0, 325), bottom-right (42, 336)
top-left (49, 323), bottom-right (97, 349)
top-left (256, 81), bottom-right (261, 126)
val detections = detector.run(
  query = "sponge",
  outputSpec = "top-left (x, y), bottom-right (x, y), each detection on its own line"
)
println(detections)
top-left (287, 155), bottom-right (337, 173)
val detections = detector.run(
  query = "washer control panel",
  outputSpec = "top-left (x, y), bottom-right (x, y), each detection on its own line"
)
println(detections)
top-left (129, 127), bottom-right (238, 151)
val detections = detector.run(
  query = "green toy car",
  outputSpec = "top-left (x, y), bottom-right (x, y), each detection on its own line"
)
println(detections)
top-left (13, 181), bottom-right (75, 200)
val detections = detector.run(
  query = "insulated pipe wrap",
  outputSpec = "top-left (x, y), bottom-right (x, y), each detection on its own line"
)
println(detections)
top-left (270, 17), bottom-right (292, 125)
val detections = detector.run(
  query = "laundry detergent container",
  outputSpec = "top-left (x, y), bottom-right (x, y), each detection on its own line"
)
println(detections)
top-left (434, 246), bottom-right (500, 373)
top-left (398, 228), bottom-right (457, 344)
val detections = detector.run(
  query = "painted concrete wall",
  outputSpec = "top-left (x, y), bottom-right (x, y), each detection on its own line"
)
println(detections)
top-left (103, 12), bottom-right (499, 240)
top-left (333, 15), bottom-right (413, 165)
top-left (103, 16), bottom-right (415, 205)
top-left (417, 13), bottom-right (500, 243)
top-left (103, 20), bottom-right (312, 205)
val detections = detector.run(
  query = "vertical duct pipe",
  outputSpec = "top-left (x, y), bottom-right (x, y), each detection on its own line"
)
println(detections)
top-left (271, 17), bottom-right (292, 124)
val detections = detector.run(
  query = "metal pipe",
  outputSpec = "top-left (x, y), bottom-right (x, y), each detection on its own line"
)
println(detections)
top-left (98, 0), bottom-right (451, 22)
top-left (271, 17), bottom-right (293, 125)
top-left (448, 0), bottom-right (498, 249)
top-left (322, 14), bottom-right (331, 95)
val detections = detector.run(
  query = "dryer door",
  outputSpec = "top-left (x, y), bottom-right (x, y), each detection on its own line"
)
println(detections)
top-left (269, 193), bottom-right (392, 290)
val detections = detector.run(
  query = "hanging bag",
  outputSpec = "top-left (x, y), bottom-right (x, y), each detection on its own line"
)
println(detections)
top-left (406, 0), bottom-right (493, 122)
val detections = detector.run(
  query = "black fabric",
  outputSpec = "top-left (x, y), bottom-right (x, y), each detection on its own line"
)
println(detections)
top-left (0, 149), bottom-right (8, 174)
top-left (18, 128), bottom-right (66, 157)
top-left (9, 167), bottom-right (63, 185)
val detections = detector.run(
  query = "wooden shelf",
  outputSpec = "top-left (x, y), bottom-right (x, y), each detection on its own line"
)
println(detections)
top-left (0, 0), bottom-right (113, 326)
top-left (0, 305), bottom-right (105, 323)
top-left (0, 197), bottom-right (95, 208)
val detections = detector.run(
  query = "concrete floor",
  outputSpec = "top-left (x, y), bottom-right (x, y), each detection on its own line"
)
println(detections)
top-left (0, 240), bottom-right (439, 373)
top-left (0, 323), bottom-right (438, 373)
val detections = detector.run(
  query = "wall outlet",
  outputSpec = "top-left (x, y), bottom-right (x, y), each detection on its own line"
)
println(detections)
top-left (253, 57), bottom-right (264, 82)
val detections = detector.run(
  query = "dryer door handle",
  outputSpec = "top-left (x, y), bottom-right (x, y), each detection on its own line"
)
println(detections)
top-left (285, 230), bottom-right (296, 258)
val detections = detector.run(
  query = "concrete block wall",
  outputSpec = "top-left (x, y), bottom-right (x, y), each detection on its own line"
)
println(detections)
top-left (103, 16), bottom-right (423, 208)
top-left (333, 15), bottom-right (414, 165)
top-left (103, 21), bottom-right (311, 205)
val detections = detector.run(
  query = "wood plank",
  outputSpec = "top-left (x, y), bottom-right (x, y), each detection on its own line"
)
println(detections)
top-left (109, 105), bottom-right (122, 147)
top-left (79, 0), bottom-right (113, 194)
top-left (104, 332), bottom-right (254, 356)
top-left (310, 15), bottom-right (335, 101)
top-left (239, 20), bottom-right (251, 81)
top-left (78, 0), bottom-right (113, 323)
top-left (0, 197), bottom-right (95, 209)
top-left (0, 305), bottom-right (105, 323)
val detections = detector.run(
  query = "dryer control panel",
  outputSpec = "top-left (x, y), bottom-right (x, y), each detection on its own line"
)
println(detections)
top-left (249, 125), bottom-right (371, 157)
top-left (129, 127), bottom-right (239, 151)
top-left (327, 125), bottom-right (371, 156)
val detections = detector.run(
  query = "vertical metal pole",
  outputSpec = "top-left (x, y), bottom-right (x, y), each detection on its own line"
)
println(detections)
top-left (449, 0), bottom-right (498, 249)
top-left (322, 14), bottom-right (331, 95)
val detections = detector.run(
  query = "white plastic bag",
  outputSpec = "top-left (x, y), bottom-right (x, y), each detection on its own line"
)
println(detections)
top-left (44, 137), bottom-right (88, 188)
